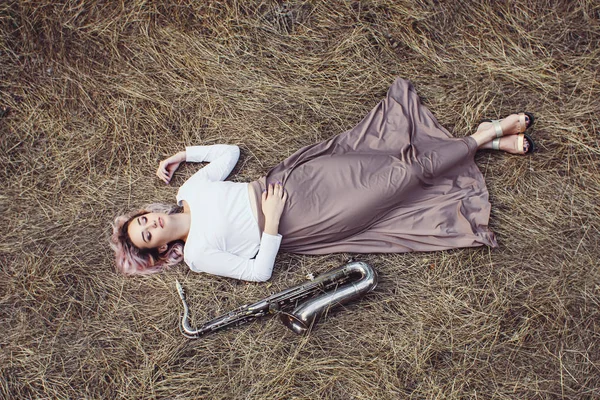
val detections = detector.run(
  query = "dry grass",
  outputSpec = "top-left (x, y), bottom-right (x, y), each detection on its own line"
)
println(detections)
top-left (1, 0), bottom-right (599, 399)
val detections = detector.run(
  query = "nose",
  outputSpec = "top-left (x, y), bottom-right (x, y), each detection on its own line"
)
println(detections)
top-left (143, 218), bottom-right (157, 230)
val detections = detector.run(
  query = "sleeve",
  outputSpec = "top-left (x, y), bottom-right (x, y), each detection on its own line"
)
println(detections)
top-left (184, 145), bottom-right (240, 183)
top-left (187, 233), bottom-right (283, 282)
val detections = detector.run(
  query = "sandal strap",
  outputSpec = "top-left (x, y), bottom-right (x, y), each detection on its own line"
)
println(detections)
top-left (517, 113), bottom-right (527, 133)
top-left (517, 134), bottom-right (525, 153)
top-left (491, 138), bottom-right (501, 150)
top-left (492, 120), bottom-right (503, 138)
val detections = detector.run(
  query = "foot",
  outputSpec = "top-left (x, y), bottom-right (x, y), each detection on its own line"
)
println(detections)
top-left (479, 134), bottom-right (533, 155)
top-left (475, 113), bottom-right (533, 136)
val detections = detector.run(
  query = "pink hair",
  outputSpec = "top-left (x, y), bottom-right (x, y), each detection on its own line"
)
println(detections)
top-left (110, 203), bottom-right (184, 275)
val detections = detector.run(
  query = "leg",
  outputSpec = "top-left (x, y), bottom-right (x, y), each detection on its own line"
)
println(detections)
top-left (273, 145), bottom-right (497, 255)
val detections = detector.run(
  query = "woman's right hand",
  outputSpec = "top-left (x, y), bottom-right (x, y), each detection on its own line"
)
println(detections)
top-left (156, 151), bottom-right (186, 184)
top-left (261, 182), bottom-right (287, 235)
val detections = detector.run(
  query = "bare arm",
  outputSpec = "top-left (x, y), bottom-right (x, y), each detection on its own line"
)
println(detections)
top-left (156, 145), bottom-right (240, 184)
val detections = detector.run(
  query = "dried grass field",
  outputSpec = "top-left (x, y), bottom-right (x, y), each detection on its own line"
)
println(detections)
top-left (1, 1), bottom-right (599, 399)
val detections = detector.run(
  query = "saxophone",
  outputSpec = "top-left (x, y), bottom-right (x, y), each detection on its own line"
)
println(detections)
top-left (175, 261), bottom-right (378, 338)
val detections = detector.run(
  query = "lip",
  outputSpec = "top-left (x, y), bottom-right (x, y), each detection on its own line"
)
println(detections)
top-left (159, 217), bottom-right (164, 229)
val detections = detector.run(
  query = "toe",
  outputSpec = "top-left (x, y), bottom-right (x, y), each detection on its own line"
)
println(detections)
top-left (523, 136), bottom-right (534, 154)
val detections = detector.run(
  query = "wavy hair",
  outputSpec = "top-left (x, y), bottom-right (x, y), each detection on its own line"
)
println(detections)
top-left (110, 203), bottom-right (184, 275)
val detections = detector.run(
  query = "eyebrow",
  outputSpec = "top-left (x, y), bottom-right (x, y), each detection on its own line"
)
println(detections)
top-left (138, 217), bottom-right (147, 243)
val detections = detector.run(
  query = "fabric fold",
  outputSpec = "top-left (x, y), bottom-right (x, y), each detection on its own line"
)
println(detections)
top-left (250, 78), bottom-right (497, 255)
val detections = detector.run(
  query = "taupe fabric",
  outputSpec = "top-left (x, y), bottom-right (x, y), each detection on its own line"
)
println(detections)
top-left (249, 78), bottom-right (497, 255)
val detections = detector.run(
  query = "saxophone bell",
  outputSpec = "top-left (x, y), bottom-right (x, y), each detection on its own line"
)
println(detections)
top-left (279, 261), bottom-right (378, 334)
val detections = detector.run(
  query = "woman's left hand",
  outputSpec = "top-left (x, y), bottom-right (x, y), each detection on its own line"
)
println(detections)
top-left (261, 182), bottom-right (287, 235)
top-left (156, 151), bottom-right (186, 184)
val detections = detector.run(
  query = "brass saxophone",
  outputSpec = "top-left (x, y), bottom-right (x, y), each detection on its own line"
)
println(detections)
top-left (175, 261), bottom-right (378, 338)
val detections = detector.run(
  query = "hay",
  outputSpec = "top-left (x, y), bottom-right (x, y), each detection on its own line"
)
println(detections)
top-left (1, 0), bottom-right (599, 398)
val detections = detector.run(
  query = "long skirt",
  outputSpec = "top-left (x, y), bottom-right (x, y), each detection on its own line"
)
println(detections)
top-left (249, 78), bottom-right (497, 254)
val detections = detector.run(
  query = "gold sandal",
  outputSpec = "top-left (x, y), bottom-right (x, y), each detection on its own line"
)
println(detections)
top-left (491, 133), bottom-right (536, 154)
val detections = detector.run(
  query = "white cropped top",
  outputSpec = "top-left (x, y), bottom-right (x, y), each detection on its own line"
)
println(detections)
top-left (176, 145), bottom-right (282, 282)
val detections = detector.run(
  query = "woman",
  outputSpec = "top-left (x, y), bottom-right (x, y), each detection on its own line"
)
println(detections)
top-left (111, 78), bottom-right (534, 281)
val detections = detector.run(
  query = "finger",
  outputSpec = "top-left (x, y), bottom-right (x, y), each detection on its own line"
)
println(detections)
top-left (156, 169), bottom-right (166, 183)
top-left (268, 183), bottom-right (274, 196)
top-left (157, 163), bottom-right (167, 178)
top-left (261, 189), bottom-right (267, 201)
top-left (160, 167), bottom-right (170, 183)
top-left (282, 191), bottom-right (288, 201)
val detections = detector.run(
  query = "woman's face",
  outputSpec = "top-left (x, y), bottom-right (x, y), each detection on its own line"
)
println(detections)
top-left (127, 212), bottom-right (171, 251)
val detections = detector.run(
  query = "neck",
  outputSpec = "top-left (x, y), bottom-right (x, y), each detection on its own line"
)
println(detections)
top-left (170, 212), bottom-right (191, 243)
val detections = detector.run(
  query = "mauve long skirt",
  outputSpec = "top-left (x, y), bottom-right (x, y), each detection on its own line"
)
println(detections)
top-left (249, 78), bottom-right (497, 254)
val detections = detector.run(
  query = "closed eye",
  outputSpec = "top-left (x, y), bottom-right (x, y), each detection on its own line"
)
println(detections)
top-left (137, 216), bottom-right (150, 243)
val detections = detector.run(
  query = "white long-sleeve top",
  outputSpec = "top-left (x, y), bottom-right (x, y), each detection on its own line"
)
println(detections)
top-left (175, 145), bottom-right (282, 282)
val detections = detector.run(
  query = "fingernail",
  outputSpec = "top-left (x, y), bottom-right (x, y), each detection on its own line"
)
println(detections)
top-left (262, 189), bottom-right (266, 192)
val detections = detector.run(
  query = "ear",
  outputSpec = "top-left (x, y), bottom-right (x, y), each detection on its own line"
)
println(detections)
top-left (158, 243), bottom-right (168, 254)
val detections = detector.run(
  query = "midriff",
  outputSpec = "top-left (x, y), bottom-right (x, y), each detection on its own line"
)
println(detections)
top-left (248, 180), bottom-right (267, 236)
top-left (248, 183), bottom-right (261, 233)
